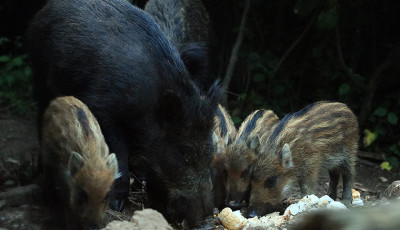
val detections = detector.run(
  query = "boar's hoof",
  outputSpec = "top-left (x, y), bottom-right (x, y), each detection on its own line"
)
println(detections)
top-left (110, 199), bottom-right (125, 212)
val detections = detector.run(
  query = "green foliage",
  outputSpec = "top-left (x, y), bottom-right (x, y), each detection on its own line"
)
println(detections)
top-left (0, 37), bottom-right (36, 115)
top-left (222, 0), bottom-right (400, 170)
top-left (317, 7), bottom-right (339, 30)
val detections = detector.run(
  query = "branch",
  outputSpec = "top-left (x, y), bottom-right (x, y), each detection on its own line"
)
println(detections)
top-left (272, 15), bottom-right (315, 76)
top-left (222, 0), bottom-right (251, 105)
top-left (335, 26), bottom-right (367, 91)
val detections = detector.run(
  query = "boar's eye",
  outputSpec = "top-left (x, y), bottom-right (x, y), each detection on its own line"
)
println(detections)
top-left (241, 167), bottom-right (251, 179)
top-left (77, 187), bottom-right (88, 205)
top-left (264, 176), bottom-right (278, 188)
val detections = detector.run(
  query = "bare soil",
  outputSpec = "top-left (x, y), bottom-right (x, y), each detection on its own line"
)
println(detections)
top-left (0, 112), bottom-right (399, 229)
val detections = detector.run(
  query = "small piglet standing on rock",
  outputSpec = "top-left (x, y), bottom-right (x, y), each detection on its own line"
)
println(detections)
top-left (248, 101), bottom-right (358, 217)
top-left (41, 96), bottom-right (119, 230)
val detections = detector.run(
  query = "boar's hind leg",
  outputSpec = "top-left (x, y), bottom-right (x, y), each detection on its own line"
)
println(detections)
top-left (327, 168), bottom-right (340, 200)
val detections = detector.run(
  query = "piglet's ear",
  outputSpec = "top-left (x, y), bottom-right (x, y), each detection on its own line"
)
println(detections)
top-left (107, 153), bottom-right (120, 179)
top-left (68, 151), bottom-right (84, 176)
top-left (281, 143), bottom-right (294, 168)
top-left (158, 89), bottom-right (184, 125)
top-left (212, 131), bottom-right (222, 154)
top-left (223, 133), bottom-right (230, 146)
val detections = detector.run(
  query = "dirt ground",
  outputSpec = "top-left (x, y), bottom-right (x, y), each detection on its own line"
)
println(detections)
top-left (0, 111), bottom-right (399, 229)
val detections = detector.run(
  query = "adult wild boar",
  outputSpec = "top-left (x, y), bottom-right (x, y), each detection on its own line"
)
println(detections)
top-left (145, 0), bottom-right (211, 90)
top-left (28, 0), bottom-right (221, 228)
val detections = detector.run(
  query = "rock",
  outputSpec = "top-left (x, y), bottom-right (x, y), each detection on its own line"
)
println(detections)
top-left (0, 184), bottom-right (40, 207)
top-left (102, 209), bottom-right (172, 230)
top-left (326, 201), bottom-right (347, 209)
top-left (217, 194), bottom-right (350, 230)
top-left (131, 209), bottom-right (172, 230)
top-left (218, 208), bottom-right (246, 230)
top-left (291, 201), bottom-right (400, 230)
top-left (318, 195), bottom-right (334, 207)
top-left (383, 180), bottom-right (400, 199)
top-left (3, 180), bottom-right (15, 186)
top-left (351, 189), bottom-right (364, 207)
top-left (102, 221), bottom-right (138, 230)
top-left (0, 200), bottom-right (6, 209)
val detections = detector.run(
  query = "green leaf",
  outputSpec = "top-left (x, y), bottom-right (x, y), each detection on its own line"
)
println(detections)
top-left (373, 107), bottom-right (387, 117)
top-left (0, 55), bottom-right (10, 62)
top-left (387, 112), bottom-right (398, 125)
top-left (387, 156), bottom-right (400, 168)
top-left (294, 0), bottom-right (320, 17)
top-left (238, 93), bottom-right (247, 101)
top-left (12, 57), bottom-right (24, 66)
top-left (317, 8), bottom-right (339, 29)
top-left (24, 67), bottom-right (32, 77)
top-left (338, 83), bottom-right (350, 96)
top-left (248, 52), bottom-right (260, 62)
top-left (253, 73), bottom-right (265, 83)
top-left (389, 144), bottom-right (400, 155)
top-left (231, 116), bottom-right (242, 125)
top-left (380, 161), bottom-right (392, 171)
top-left (363, 129), bottom-right (378, 147)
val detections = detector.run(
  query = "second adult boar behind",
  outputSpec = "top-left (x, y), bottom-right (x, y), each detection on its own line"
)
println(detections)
top-left (145, 0), bottom-right (211, 90)
top-left (28, 0), bottom-right (221, 228)
top-left (248, 101), bottom-right (358, 217)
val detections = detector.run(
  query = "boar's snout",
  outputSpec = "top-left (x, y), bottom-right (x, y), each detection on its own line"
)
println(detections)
top-left (246, 203), bottom-right (273, 218)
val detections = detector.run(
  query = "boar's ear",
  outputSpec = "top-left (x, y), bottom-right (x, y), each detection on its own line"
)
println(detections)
top-left (179, 42), bottom-right (209, 88)
top-left (248, 135), bottom-right (261, 151)
top-left (68, 151), bottom-right (84, 176)
top-left (281, 143), bottom-right (294, 168)
top-left (158, 89), bottom-right (183, 125)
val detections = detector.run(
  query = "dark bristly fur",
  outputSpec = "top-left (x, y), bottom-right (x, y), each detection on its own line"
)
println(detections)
top-left (28, 0), bottom-right (221, 228)
top-left (41, 96), bottom-right (119, 230)
top-left (248, 101), bottom-right (358, 217)
top-left (144, 0), bottom-right (211, 90)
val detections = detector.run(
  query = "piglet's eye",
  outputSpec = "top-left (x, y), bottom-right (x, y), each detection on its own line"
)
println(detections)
top-left (77, 187), bottom-right (88, 205)
top-left (264, 176), bottom-right (278, 188)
